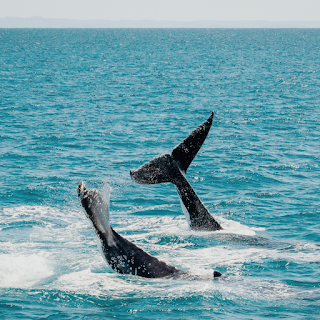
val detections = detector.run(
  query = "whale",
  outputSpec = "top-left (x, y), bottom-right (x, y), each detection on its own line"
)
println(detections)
top-left (130, 112), bottom-right (223, 232)
top-left (78, 180), bottom-right (222, 279)
top-left (78, 180), bottom-right (181, 278)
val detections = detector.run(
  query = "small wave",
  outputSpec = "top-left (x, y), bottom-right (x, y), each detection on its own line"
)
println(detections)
top-left (218, 217), bottom-right (259, 236)
top-left (1, 205), bottom-right (318, 307)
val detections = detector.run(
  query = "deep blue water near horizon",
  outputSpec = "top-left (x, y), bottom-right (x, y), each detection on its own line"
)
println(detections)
top-left (1, 28), bottom-right (319, 319)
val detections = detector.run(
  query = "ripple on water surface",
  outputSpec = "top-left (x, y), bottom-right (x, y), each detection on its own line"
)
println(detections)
top-left (0, 28), bottom-right (319, 319)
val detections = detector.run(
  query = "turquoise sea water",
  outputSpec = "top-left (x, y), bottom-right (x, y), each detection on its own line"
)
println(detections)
top-left (1, 29), bottom-right (319, 319)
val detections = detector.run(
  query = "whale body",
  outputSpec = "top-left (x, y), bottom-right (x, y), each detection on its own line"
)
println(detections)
top-left (78, 181), bottom-right (181, 278)
top-left (130, 112), bottom-right (223, 232)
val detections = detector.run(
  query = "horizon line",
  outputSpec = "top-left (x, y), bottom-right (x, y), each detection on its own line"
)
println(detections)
top-left (1, 17), bottom-right (320, 28)
top-left (2, 16), bottom-right (320, 22)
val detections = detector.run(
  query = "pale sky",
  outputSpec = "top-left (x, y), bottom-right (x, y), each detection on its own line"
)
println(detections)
top-left (1, 0), bottom-right (320, 21)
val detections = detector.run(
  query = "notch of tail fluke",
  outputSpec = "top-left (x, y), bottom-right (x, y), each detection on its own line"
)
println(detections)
top-left (172, 112), bottom-right (214, 173)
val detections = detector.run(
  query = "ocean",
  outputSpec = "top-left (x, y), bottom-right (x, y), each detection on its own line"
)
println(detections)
top-left (0, 28), bottom-right (319, 319)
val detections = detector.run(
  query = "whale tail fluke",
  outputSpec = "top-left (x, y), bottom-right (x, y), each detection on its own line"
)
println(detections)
top-left (130, 112), bottom-right (214, 185)
top-left (172, 112), bottom-right (214, 173)
top-left (130, 153), bottom-right (179, 185)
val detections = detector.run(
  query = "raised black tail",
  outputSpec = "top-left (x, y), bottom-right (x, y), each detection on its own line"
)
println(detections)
top-left (172, 112), bottom-right (213, 173)
top-left (130, 112), bottom-right (214, 185)
top-left (130, 154), bottom-right (179, 185)
top-left (130, 112), bottom-right (223, 231)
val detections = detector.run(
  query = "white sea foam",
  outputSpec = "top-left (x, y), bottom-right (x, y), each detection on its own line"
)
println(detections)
top-left (117, 212), bottom-right (259, 239)
top-left (51, 265), bottom-right (295, 301)
top-left (217, 217), bottom-right (261, 236)
top-left (1, 205), bottom-right (318, 301)
top-left (0, 253), bottom-right (54, 288)
top-left (50, 264), bottom-right (298, 303)
top-left (2, 205), bottom-right (82, 226)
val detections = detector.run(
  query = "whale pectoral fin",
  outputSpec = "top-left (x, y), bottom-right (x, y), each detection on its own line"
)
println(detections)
top-left (172, 112), bottom-right (214, 173)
